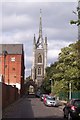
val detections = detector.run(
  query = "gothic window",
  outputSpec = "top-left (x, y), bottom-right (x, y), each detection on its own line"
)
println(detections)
top-left (38, 54), bottom-right (42, 63)
top-left (38, 67), bottom-right (41, 75)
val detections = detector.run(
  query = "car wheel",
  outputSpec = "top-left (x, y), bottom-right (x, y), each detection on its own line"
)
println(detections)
top-left (63, 111), bottom-right (67, 119)
top-left (63, 112), bottom-right (66, 118)
top-left (67, 113), bottom-right (72, 120)
top-left (63, 109), bottom-right (67, 118)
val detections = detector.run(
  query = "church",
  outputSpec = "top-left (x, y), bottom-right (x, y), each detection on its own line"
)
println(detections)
top-left (31, 10), bottom-right (48, 87)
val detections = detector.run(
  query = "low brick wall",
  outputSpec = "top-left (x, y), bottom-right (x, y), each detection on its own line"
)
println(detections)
top-left (2, 83), bottom-right (19, 109)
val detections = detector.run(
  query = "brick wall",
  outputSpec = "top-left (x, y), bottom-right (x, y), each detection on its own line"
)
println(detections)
top-left (2, 83), bottom-right (19, 109)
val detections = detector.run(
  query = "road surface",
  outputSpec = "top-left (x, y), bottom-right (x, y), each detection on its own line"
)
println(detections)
top-left (3, 94), bottom-right (65, 120)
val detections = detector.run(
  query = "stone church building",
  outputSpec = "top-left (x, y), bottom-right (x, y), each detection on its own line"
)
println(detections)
top-left (31, 10), bottom-right (48, 87)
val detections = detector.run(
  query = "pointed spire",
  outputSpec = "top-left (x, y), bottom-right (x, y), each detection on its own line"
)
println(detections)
top-left (39, 9), bottom-right (42, 38)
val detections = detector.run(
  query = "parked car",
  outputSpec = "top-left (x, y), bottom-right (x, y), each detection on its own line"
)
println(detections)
top-left (40, 94), bottom-right (48, 101)
top-left (43, 95), bottom-right (59, 107)
top-left (35, 90), bottom-right (41, 98)
top-left (63, 99), bottom-right (80, 120)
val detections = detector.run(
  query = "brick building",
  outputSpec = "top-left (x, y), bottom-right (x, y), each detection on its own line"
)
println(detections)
top-left (0, 44), bottom-right (25, 96)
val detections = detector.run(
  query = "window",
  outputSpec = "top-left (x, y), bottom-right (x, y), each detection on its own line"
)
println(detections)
top-left (5, 65), bottom-right (7, 68)
top-left (12, 68), bottom-right (15, 71)
top-left (38, 54), bottom-right (42, 63)
top-left (38, 67), bottom-right (41, 75)
top-left (11, 57), bottom-right (15, 62)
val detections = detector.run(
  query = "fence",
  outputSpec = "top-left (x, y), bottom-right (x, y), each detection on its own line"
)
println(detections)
top-left (72, 91), bottom-right (80, 99)
top-left (59, 91), bottom-right (80, 101)
top-left (2, 83), bottom-right (19, 109)
top-left (59, 91), bottom-right (68, 101)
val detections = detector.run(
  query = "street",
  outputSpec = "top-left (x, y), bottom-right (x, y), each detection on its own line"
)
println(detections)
top-left (2, 94), bottom-right (65, 119)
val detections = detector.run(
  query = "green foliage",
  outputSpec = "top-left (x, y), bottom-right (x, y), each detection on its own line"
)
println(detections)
top-left (56, 41), bottom-right (80, 91)
top-left (40, 79), bottom-right (51, 94)
top-left (70, 2), bottom-right (80, 26)
top-left (42, 41), bottom-right (80, 96)
top-left (42, 2), bottom-right (80, 96)
top-left (70, 20), bottom-right (80, 26)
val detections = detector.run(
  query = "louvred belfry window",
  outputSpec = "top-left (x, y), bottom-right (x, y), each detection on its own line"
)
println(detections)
top-left (38, 67), bottom-right (41, 75)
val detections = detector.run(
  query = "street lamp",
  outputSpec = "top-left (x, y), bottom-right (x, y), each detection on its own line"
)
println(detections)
top-left (2, 50), bottom-right (8, 83)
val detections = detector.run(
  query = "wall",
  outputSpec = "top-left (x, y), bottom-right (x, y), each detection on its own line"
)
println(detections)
top-left (2, 83), bottom-right (19, 109)
top-left (0, 54), bottom-right (25, 96)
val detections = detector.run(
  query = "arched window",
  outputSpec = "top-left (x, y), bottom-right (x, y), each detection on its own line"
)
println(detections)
top-left (38, 67), bottom-right (41, 75)
top-left (38, 54), bottom-right (42, 63)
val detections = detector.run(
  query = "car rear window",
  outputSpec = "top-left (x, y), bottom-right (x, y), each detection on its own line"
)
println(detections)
top-left (74, 100), bottom-right (80, 107)
top-left (47, 97), bottom-right (55, 100)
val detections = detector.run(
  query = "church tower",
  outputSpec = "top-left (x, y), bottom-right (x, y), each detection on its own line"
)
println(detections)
top-left (31, 10), bottom-right (47, 87)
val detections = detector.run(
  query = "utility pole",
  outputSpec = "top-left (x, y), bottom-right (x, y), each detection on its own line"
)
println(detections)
top-left (69, 82), bottom-right (72, 100)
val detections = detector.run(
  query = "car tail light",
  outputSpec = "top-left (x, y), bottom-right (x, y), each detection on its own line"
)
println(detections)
top-left (44, 97), bottom-right (46, 102)
top-left (71, 106), bottom-right (77, 111)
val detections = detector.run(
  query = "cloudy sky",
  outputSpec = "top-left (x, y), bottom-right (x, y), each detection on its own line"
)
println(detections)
top-left (1, 1), bottom-right (78, 78)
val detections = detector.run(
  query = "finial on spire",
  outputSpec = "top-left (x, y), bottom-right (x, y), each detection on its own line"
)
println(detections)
top-left (40, 9), bottom-right (42, 17)
top-left (36, 9), bottom-right (43, 48)
top-left (39, 9), bottom-right (42, 38)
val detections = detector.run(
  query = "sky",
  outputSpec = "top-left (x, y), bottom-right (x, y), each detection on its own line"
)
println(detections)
top-left (0, 1), bottom-right (78, 78)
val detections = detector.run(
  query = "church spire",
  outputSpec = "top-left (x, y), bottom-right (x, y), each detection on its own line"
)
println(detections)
top-left (39, 9), bottom-right (42, 38)
top-left (36, 9), bottom-right (43, 48)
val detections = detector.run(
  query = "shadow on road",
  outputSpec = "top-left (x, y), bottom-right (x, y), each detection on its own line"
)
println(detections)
top-left (27, 94), bottom-right (36, 98)
top-left (2, 94), bottom-right (65, 120)
top-left (2, 94), bottom-right (34, 118)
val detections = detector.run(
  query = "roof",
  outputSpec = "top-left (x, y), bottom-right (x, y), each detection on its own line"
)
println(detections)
top-left (0, 44), bottom-right (24, 55)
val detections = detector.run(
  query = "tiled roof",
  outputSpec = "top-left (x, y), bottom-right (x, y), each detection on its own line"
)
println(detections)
top-left (0, 44), bottom-right (23, 55)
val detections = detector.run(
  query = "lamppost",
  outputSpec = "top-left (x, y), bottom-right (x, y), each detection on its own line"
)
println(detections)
top-left (2, 50), bottom-right (8, 83)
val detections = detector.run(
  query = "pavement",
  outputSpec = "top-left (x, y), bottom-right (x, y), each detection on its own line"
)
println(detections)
top-left (2, 97), bottom-right (24, 116)
top-left (60, 100), bottom-right (67, 104)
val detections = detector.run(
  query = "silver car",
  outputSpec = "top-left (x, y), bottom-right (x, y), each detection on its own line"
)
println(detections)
top-left (40, 94), bottom-right (48, 101)
top-left (43, 95), bottom-right (59, 107)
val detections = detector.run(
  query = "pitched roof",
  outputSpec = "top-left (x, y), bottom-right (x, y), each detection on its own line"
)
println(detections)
top-left (0, 44), bottom-right (23, 55)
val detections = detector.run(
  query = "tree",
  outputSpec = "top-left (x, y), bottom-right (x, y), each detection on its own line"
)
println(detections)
top-left (40, 79), bottom-right (51, 94)
top-left (56, 42), bottom-right (80, 91)
top-left (41, 62), bottom-right (59, 94)
top-left (44, 41), bottom-right (80, 96)
top-left (70, 1), bottom-right (80, 26)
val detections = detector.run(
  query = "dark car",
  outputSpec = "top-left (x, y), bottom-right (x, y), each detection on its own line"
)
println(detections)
top-left (63, 99), bottom-right (80, 120)
top-left (35, 89), bottom-right (42, 98)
